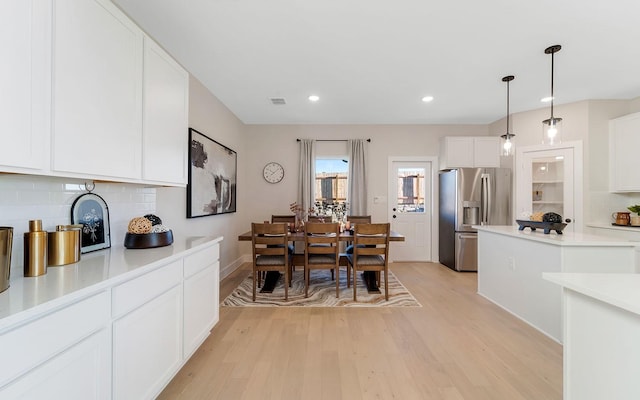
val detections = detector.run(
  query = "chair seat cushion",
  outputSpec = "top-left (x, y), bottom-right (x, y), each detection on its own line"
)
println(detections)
top-left (345, 244), bottom-right (375, 254)
top-left (256, 255), bottom-right (286, 266)
top-left (307, 254), bottom-right (337, 264)
top-left (346, 254), bottom-right (385, 266)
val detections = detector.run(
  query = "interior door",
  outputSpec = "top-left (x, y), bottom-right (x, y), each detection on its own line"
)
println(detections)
top-left (388, 158), bottom-right (433, 261)
top-left (516, 143), bottom-right (582, 232)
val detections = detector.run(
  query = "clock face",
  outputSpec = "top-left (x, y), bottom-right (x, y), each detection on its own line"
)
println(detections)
top-left (263, 162), bottom-right (284, 183)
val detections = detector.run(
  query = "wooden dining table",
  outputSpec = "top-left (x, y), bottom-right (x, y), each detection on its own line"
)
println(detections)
top-left (238, 228), bottom-right (405, 293)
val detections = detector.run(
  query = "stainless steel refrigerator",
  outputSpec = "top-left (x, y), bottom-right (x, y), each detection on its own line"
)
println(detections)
top-left (438, 168), bottom-right (511, 271)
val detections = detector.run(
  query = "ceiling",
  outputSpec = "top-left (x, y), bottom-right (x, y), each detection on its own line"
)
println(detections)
top-left (113, 0), bottom-right (640, 125)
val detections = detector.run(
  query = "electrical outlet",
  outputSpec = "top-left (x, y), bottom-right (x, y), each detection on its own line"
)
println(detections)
top-left (508, 257), bottom-right (516, 271)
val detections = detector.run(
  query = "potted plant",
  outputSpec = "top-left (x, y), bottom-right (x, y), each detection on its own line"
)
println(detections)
top-left (627, 205), bottom-right (640, 226)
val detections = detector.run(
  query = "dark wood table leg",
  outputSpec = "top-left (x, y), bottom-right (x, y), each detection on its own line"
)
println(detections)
top-left (259, 271), bottom-right (281, 293)
top-left (361, 271), bottom-right (381, 294)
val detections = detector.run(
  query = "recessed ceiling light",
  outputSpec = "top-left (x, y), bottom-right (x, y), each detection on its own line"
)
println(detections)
top-left (541, 96), bottom-right (554, 103)
top-left (421, 96), bottom-right (434, 103)
top-left (308, 95), bottom-right (320, 102)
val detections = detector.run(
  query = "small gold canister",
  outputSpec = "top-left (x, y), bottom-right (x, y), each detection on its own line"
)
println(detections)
top-left (24, 220), bottom-right (47, 277)
top-left (47, 225), bottom-right (81, 266)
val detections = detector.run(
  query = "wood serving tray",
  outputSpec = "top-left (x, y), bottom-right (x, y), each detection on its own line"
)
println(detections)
top-left (516, 220), bottom-right (567, 234)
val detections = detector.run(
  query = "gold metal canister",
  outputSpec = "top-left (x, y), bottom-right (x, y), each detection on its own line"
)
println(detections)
top-left (47, 225), bottom-right (81, 266)
top-left (0, 226), bottom-right (13, 293)
top-left (24, 220), bottom-right (47, 277)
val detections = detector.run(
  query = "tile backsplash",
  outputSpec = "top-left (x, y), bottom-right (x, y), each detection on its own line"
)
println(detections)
top-left (0, 174), bottom-right (156, 279)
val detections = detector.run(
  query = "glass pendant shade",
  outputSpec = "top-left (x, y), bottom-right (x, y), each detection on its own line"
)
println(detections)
top-left (542, 116), bottom-right (562, 145)
top-left (501, 133), bottom-right (514, 156)
top-left (500, 75), bottom-right (515, 156)
top-left (542, 45), bottom-right (562, 145)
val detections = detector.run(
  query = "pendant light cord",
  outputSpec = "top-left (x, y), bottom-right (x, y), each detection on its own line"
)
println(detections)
top-left (550, 50), bottom-right (555, 119)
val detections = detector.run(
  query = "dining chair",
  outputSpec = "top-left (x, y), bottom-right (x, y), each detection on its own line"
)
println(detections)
top-left (270, 215), bottom-right (296, 254)
top-left (307, 215), bottom-right (328, 223)
top-left (304, 222), bottom-right (340, 298)
top-left (250, 222), bottom-right (291, 301)
top-left (345, 215), bottom-right (372, 253)
top-left (346, 223), bottom-right (391, 301)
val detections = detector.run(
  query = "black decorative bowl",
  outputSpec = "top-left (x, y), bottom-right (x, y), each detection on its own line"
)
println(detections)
top-left (124, 230), bottom-right (173, 249)
top-left (516, 220), bottom-right (567, 234)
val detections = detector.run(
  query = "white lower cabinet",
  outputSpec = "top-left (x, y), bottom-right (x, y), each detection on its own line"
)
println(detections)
top-left (0, 291), bottom-right (111, 399)
top-left (0, 329), bottom-right (111, 399)
top-left (0, 239), bottom-right (220, 400)
top-left (184, 261), bottom-right (220, 357)
top-left (113, 285), bottom-right (183, 400)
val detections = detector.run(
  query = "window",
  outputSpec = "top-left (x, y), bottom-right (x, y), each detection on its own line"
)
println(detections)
top-left (396, 168), bottom-right (425, 213)
top-left (315, 158), bottom-right (348, 207)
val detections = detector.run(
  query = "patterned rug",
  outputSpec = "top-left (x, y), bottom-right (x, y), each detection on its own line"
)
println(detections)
top-left (222, 269), bottom-right (421, 307)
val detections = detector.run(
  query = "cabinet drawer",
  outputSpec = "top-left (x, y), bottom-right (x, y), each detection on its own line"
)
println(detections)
top-left (184, 243), bottom-right (219, 278)
top-left (0, 291), bottom-right (109, 386)
top-left (112, 260), bottom-right (182, 318)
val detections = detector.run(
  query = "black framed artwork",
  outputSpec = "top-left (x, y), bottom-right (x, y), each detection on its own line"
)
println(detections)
top-left (187, 128), bottom-right (237, 218)
top-left (71, 192), bottom-right (111, 253)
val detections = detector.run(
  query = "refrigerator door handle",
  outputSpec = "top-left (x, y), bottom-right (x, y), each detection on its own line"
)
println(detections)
top-left (481, 173), bottom-right (491, 225)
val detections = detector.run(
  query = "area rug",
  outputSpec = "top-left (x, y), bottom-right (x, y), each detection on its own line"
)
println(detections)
top-left (222, 269), bottom-right (421, 307)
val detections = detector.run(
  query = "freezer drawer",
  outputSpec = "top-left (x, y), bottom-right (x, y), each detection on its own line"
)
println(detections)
top-left (455, 233), bottom-right (477, 271)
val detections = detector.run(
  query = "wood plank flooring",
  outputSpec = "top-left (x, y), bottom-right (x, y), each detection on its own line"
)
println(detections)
top-left (158, 262), bottom-right (562, 399)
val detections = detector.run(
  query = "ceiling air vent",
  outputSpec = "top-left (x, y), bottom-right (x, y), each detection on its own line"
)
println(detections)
top-left (270, 97), bottom-right (286, 105)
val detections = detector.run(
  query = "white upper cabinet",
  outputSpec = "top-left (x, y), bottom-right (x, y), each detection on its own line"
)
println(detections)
top-left (610, 112), bottom-right (640, 192)
top-left (142, 37), bottom-right (189, 185)
top-left (52, 0), bottom-right (143, 180)
top-left (0, 0), bottom-right (50, 172)
top-left (440, 136), bottom-right (500, 170)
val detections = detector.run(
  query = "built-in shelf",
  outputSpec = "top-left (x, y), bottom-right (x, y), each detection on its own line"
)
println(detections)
top-left (533, 180), bottom-right (563, 184)
top-left (533, 201), bottom-right (563, 205)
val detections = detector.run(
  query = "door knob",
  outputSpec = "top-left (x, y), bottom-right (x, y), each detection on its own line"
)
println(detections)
top-left (393, 215), bottom-right (397, 218)
top-left (392, 208), bottom-right (397, 212)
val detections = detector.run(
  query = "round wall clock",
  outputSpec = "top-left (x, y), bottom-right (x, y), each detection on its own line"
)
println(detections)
top-left (263, 162), bottom-right (284, 183)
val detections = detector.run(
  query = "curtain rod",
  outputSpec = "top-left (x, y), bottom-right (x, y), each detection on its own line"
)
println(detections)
top-left (296, 138), bottom-right (371, 142)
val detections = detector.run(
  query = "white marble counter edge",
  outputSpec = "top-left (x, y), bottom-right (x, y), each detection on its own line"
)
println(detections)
top-left (543, 272), bottom-right (640, 316)
top-left (474, 225), bottom-right (638, 247)
top-left (0, 236), bottom-right (222, 330)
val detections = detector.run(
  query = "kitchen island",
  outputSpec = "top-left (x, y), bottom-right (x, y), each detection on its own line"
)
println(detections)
top-left (544, 273), bottom-right (640, 400)
top-left (475, 225), bottom-right (637, 343)
top-left (0, 236), bottom-right (222, 399)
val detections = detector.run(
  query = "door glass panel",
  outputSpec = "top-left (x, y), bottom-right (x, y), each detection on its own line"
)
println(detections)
top-left (396, 168), bottom-right (425, 213)
top-left (531, 156), bottom-right (564, 217)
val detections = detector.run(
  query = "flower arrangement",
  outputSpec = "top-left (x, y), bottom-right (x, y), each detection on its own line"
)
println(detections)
top-left (289, 202), bottom-right (313, 231)
top-left (313, 201), bottom-right (349, 223)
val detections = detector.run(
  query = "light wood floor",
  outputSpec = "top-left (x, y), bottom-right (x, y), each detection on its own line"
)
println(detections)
top-left (158, 262), bottom-right (562, 399)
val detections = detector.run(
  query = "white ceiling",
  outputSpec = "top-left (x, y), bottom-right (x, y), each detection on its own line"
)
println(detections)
top-left (113, 0), bottom-right (640, 125)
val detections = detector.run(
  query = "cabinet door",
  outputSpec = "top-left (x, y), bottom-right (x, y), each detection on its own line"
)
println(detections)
top-left (0, 329), bottom-right (111, 399)
top-left (610, 112), bottom-right (640, 192)
top-left (441, 137), bottom-right (474, 168)
top-left (52, 0), bottom-right (143, 179)
top-left (142, 37), bottom-right (189, 185)
top-left (113, 285), bottom-right (182, 400)
top-left (473, 137), bottom-right (500, 167)
top-left (0, 0), bottom-right (49, 171)
top-left (184, 261), bottom-right (219, 357)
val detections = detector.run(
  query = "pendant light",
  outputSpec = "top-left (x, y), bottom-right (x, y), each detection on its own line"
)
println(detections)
top-left (500, 75), bottom-right (515, 156)
top-left (542, 44), bottom-right (562, 145)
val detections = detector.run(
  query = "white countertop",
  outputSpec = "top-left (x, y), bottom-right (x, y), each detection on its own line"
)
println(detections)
top-left (0, 236), bottom-right (222, 329)
top-left (544, 273), bottom-right (640, 316)
top-left (474, 225), bottom-right (638, 247)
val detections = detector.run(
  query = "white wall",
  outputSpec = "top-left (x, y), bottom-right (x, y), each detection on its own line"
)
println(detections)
top-left (242, 124), bottom-right (488, 221)
top-left (155, 76), bottom-right (247, 278)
